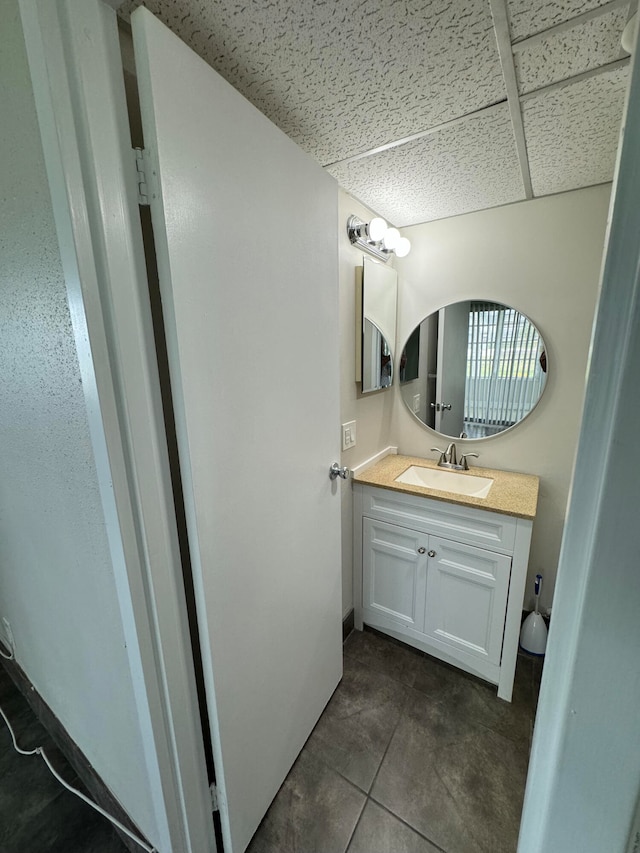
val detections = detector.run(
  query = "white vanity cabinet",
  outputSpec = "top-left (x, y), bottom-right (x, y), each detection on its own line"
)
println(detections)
top-left (354, 482), bottom-right (534, 701)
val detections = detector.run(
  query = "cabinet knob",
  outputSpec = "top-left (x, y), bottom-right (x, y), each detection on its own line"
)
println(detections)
top-left (428, 550), bottom-right (436, 558)
top-left (417, 547), bottom-right (426, 554)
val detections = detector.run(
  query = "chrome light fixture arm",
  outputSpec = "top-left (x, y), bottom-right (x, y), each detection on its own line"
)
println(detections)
top-left (347, 215), bottom-right (410, 262)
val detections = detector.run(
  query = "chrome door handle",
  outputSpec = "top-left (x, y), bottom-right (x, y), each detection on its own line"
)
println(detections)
top-left (440, 403), bottom-right (452, 411)
top-left (329, 462), bottom-right (350, 481)
top-left (417, 547), bottom-right (426, 554)
top-left (428, 550), bottom-right (436, 558)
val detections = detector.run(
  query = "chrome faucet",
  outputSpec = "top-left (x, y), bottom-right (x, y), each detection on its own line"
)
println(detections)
top-left (430, 442), bottom-right (457, 465)
top-left (431, 443), bottom-right (479, 471)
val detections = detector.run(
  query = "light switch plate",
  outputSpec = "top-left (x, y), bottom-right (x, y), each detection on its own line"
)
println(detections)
top-left (342, 420), bottom-right (356, 450)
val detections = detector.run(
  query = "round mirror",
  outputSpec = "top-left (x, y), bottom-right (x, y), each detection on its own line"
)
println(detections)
top-left (399, 300), bottom-right (548, 439)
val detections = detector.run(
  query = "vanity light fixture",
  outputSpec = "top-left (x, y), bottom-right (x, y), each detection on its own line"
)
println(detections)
top-left (347, 215), bottom-right (411, 262)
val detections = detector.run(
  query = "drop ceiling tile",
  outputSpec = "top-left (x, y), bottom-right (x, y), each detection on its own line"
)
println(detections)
top-left (507, 0), bottom-right (613, 41)
top-left (327, 104), bottom-right (525, 226)
top-left (120, 0), bottom-right (506, 165)
top-left (522, 65), bottom-right (628, 196)
top-left (514, 5), bottom-right (628, 94)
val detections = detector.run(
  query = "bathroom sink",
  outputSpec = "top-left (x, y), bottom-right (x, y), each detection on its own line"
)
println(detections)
top-left (394, 465), bottom-right (494, 498)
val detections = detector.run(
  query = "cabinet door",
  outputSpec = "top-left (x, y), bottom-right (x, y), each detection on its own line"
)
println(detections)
top-left (424, 536), bottom-right (511, 666)
top-left (363, 518), bottom-right (427, 632)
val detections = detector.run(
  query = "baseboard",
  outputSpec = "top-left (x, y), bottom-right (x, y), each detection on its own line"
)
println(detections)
top-left (342, 609), bottom-right (355, 641)
top-left (0, 651), bottom-right (150, 853)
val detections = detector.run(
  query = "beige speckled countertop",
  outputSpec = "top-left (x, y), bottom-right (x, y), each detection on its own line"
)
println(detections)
top-left (353, 454), bottom-right (539, 519)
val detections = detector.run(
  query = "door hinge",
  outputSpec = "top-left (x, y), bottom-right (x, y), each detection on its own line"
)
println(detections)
top-left (209, 783), bottom-right (219, 813)
top-left (133, 147), bottom-right (149, 206)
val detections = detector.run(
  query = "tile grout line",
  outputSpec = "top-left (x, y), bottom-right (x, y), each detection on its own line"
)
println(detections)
top-left (365, 673), bottom-right (412, 797)
top-left (338, 636), bottom-right (532, 852)
top-left (342, 795), bottom-right (368, 853)
top-left (364, 681), bottom-right (450, 853)
top-left (340, 653), bottom-right (414, 852)
top-left (367, 796), bottom-right (449, 853)
top-left (362, 647), bottom-right (530, 850)
top-left (359, 665), bottom-right (449, 851)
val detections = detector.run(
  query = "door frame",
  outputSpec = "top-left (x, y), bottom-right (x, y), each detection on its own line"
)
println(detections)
top-left (435, 302), bottom-right (468, 436)
top-left (18, 1), bottom-right (215, 851)
top-left (518, 27), bottom-right (640, 853)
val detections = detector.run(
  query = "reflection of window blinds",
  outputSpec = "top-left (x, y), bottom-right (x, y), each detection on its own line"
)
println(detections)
top-left (465, 302), bottom-right (544, 427)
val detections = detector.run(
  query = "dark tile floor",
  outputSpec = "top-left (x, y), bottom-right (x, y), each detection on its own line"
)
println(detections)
top-left (1, 630), bottom-right (542, 853)
top-left (248, 628), bottom-right (542, 853)
top-left (0, 664), bottom-right (129, 853)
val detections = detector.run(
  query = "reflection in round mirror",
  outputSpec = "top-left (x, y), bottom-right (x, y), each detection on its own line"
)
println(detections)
top-left (399, 301), bottom-right (548, 439)
top-left (363, 318), bottom-right (393, 393)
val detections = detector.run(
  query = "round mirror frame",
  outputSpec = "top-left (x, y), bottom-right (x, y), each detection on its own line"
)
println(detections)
top-left (398, 300), bottom-right (549, 441)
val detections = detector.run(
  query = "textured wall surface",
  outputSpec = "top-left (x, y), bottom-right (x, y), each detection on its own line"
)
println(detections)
top-left (0, 1), bottom-right (157, 842)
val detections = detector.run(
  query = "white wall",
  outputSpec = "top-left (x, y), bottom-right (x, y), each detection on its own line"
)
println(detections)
top-left (0, 1), bottom-right (159, 843)
top-left (392, 185), bottom-right (611, 610)
top-left (339, 190), bottom-right (396, 616)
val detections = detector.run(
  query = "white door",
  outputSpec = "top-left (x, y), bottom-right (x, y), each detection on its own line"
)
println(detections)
top-left (435, 302), bottom-right (469, 436)
top-left (131, 9), bottom-right (343, 852)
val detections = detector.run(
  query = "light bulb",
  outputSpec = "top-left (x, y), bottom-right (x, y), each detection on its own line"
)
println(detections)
top-left (395, 237), bottom-right (411, 258)
top-left (368, 217), bottom-right (387, 242)
top-left (382, 227), bottom-right (400, 250)
top-left (622, 12), bottom-right (637, 54)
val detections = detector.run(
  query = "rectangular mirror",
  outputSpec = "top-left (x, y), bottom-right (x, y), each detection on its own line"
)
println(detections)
top-left (355, 257), bottom-right (398, 393)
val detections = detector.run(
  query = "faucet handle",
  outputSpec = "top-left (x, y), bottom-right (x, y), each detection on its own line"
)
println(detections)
top-left (459, 453), bottom-right (479, 470)
top-left (430, 447), bottom-right (447, 465)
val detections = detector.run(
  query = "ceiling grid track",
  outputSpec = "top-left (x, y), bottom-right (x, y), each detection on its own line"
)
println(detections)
top-left (323, 102), bottom-right (507, 170)
top-left (119, 0), bottom-right (632, 225)
top-left (511, 0), bottom-right (631, 50)
top-left (326, 47), bottom-right (631, 172)
top-left (489, 0), bottom-right (534, 199)
top-left (519, 55), bottom-right (631, 102)
top-left (325, 0), bottom-right (634, 184)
